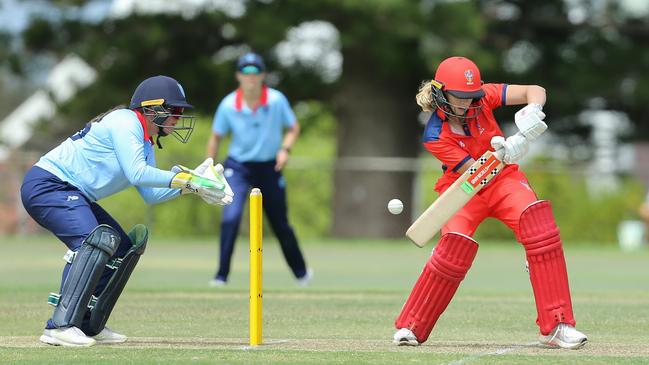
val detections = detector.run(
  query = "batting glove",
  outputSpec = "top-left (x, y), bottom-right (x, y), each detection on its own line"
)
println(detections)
top-left (491, 133), bottom-right (529, 164)
top-left (515, 103), bottom-right (547, 142)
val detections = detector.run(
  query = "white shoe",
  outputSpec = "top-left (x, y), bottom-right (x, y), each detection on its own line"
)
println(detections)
top-left (40, 326), bottom-right (96, 347)
top-left (92, 326), bottom-right (127, 344)
top-left (539, 323), bottom-right (588, 349)
top-left (208, 278), bottom-right (227, 287)
top-left (393, 328), bottom-right (419, 346)
top-left (297, 268), bottom-right (314, 287)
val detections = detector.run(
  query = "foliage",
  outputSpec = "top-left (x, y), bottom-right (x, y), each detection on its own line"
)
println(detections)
top-left (6, 1), bottom-right (649, 239)
top-left (13, 1), bottom-right (649, 145)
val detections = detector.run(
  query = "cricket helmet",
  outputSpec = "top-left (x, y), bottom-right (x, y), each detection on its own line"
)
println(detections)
top-left (130, 75), bottom-right (193, 109)
top-left (430, 57), bottom-right (484, 119)
top-left (434, 56), bottom-right (484, 99)
top-left (129, 76), bottom-right (195, 145)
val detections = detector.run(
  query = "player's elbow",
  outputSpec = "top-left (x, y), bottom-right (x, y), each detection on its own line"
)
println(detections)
top-left (291, 122), bottom-right (300, 134)
top-left (126, 167), bottom-right (148, 186)
top-left (529, 85), bottom-right (546, 97)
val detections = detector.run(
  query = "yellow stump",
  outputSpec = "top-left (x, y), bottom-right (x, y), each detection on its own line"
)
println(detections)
top-left (249, 188), bottom-right (263, 346)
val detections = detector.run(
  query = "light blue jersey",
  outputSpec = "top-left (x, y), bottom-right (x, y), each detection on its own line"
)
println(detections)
top-left (35, 109), bottom-right (180, 204)
top-left (212, 86), bottom-right (296, 162)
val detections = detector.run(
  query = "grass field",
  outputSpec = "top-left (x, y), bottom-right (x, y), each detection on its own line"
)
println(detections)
top-left (1, 235), bottom-right (648, 364)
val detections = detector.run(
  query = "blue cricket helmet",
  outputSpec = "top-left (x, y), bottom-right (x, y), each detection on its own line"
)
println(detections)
top-left (129, 75), bottom-right (193, 109)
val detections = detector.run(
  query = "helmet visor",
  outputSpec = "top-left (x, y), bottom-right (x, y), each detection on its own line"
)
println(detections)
top-left (143, 106), bottom-right (196, 144)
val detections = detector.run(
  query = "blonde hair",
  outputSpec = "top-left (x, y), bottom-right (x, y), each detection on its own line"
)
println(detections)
top-left (416, 80), bottom-right (435, 112)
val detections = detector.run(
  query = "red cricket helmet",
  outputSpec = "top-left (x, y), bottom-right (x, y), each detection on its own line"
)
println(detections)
top-left (434, 57), bottom-right (484, 99)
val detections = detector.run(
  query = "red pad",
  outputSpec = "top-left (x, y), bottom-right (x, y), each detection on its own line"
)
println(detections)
top-left (517, 200), bottom-right (576, 335)
top-left (395, 233), bottom-right (478, 343)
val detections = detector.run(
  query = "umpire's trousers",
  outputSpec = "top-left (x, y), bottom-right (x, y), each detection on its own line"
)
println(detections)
top-left (215, 158), bottom-right (307, 281)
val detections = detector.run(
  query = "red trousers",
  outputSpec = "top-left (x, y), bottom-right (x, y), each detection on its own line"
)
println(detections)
top-left (442, 170), bottom-right (538, 237)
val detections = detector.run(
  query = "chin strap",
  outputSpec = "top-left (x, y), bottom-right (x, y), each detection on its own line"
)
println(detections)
top-left (156, 135), bottom-right (164, 149)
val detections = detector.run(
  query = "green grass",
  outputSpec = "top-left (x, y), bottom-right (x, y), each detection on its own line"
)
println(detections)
top-left (1, 236), bottom-right (648, 364)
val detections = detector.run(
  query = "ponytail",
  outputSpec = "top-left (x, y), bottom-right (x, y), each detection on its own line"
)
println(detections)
top-left (416, 81), bottom-right (435, 112)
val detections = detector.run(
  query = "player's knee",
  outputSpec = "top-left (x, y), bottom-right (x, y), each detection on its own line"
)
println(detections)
top-left (517, 200), bottom-right (562, 252)
top-left (428, 233), bottom-right (479, 280)
top-left (84, 224), bottom-right (120, 256)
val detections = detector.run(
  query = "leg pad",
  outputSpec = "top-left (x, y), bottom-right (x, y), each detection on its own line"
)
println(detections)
top-left (84, 224), bottom-right (148, 336)
top-left (52, 225), bottom-right (119, 328)
top-left (518, 201), bottom-right (576, 335)
top-left (395, 233), bottom-right (478, 343)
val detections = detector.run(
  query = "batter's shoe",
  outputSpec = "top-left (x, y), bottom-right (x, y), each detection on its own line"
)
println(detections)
top-left (538, 323), bottom-right (588, 349)
top-left (40, 326), bottom-right (96, 347)
top-left (393, 328), bottom-right (420, 346)
top-left (92, 327), bottom-right (127, 344)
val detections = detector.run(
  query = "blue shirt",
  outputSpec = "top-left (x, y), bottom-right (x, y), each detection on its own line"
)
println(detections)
top-left (35, 109), bottom-right (180, 204)
top-left (212, 86), bottom-right (296, 162)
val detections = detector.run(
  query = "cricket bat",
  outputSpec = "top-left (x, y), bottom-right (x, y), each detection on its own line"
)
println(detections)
top-left (406, 149), bottom-right (505, 247)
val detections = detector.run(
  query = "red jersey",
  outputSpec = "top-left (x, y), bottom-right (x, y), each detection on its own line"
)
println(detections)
top-left (422, 83), bottom-right (519, 193)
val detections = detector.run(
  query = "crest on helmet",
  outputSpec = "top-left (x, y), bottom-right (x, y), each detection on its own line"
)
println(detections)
top-left (464, 70), bottom-right (474, 85)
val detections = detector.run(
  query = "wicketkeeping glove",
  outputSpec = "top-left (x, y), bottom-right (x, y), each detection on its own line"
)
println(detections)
top-left (194, 159), bottom-right (234, 205)
top-left (171, 158), bottom-right (234, 206)
top-left (208, 163), bottom-right (234, 205)
top-left (170, 165), bottom-right (226, 205)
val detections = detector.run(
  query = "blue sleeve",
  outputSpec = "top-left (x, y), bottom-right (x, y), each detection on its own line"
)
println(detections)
top-left (212, 99), bottom-right (230, 136)
top-left (278, 92), bottom-right (297, 128)
top-left (136, 185), bottom-right (181, 205)
top-left (110, 120), bottom-right (176, 187)
top-left (135, 149), bottom-right (182, 204)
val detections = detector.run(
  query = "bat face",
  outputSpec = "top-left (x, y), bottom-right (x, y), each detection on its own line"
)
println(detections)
top-left (406, 150), bottom-right (504, 247)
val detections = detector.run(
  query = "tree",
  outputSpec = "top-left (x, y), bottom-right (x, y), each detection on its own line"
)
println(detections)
top-left (8, 0), bottom-right (649, 237)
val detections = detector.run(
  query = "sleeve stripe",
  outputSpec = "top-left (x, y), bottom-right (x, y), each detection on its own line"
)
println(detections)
top-left (501, 84), bottom-right (508, 106)
top-left (452, 155), bottom-right (472, 172)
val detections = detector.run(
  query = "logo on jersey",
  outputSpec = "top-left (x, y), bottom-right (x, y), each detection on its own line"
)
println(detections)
top-left (67, 195), bottom-right (79, 201)
top-left (458, 141), bottom-right (466, 148)
top-left (464, 69), bottom-right (474, 85)
top-left (476, 122), bottom-right (485, 135)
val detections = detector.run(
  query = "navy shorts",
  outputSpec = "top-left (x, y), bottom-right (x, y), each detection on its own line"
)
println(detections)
top-left (20, 166), bottom-right (131, 255)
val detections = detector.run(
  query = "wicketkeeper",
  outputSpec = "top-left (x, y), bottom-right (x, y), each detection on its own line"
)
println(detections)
top-left (20, 75), bottom-right (234, 347)
top-left (393, 57), bottom-right (588, 349)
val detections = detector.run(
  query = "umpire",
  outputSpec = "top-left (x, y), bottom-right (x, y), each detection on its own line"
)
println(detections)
top-left (206, 52), bottom-right (311, 287)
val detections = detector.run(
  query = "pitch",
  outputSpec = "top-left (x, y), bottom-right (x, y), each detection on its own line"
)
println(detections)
top-left (1, 236), bottom-right (647, 364)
